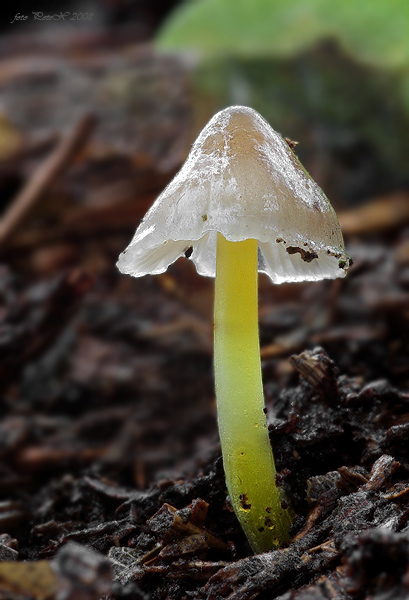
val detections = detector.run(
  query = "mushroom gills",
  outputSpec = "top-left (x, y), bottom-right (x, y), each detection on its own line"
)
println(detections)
top-left (258, 241), bottom-right (345, 283)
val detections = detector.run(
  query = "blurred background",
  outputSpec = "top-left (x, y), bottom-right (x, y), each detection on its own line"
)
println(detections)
top-left (0, 0), bottom-right (409, 526)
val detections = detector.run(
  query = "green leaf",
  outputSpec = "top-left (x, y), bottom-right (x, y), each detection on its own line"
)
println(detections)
top-left (158, 0), bottom-right (409, 68)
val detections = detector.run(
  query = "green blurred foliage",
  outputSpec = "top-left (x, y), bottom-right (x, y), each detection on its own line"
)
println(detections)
top-left (158, 0), bottom-right (409, 69)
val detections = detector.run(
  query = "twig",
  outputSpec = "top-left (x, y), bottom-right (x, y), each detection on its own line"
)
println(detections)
top-left (0, 114), bottom-right (96, 246)
top-left (339, 191), bottom-right (409, 236)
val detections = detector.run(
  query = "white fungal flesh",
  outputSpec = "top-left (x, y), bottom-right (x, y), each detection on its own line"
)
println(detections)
top-left (117, 106), bottom-right (349, 282)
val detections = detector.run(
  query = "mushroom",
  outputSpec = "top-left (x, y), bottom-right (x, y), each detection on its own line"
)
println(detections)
top-left (117, 106), bottom-right (350, 553)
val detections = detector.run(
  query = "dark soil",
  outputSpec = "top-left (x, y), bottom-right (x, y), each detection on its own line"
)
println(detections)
top-left (0, 223), bottom-right (409, 599)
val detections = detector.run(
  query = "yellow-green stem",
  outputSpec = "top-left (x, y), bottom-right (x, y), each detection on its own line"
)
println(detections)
top-left (214, 233), bottom-right (292, 552)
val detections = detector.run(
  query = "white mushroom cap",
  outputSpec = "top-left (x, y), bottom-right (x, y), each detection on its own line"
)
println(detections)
top-left (117, 106), bottom-right (350, 284)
